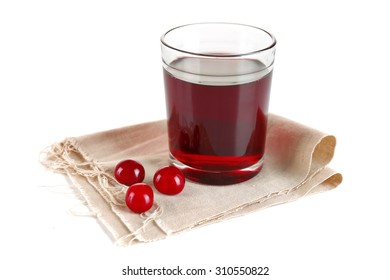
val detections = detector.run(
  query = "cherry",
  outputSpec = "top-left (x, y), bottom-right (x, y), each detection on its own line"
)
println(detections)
top-left (114, 159), bottom-right (145, 186)
top-left (125, 183), bottom-right (154, 213)
top-left (153, 166), bottom-right (185, 195)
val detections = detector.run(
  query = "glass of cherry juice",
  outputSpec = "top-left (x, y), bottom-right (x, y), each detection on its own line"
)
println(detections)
top-left (161, 23), bottom-right (276, 185)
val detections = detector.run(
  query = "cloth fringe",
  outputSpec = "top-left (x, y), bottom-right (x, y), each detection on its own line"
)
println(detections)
top-left (40, 140), bottom-right (126, 207)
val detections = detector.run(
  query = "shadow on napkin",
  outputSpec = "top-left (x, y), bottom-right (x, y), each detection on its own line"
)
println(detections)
top-left (41, 114), bottom-right (342, 246)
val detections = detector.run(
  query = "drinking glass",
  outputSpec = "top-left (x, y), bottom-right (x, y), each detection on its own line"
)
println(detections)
top-left (161, 22), bottom-right (276, 185)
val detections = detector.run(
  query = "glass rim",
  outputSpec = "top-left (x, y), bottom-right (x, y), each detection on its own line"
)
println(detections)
top-left (160, 22), bottom-right (277, 58)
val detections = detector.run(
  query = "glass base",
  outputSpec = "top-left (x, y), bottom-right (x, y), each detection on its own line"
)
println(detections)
top-left (170, 154), bottom-right (263, 185)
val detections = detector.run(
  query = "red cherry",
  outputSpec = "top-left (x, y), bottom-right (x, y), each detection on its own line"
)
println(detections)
top-left (153, 166), bottom-right (185, 195)
top-left (125, 183), bottom-right (154, 213)
top-left (114, 159), bottom-right (145, 186)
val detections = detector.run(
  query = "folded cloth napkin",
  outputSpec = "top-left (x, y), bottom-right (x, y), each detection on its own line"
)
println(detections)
top-left (41, 114), bottom-right (342, 246)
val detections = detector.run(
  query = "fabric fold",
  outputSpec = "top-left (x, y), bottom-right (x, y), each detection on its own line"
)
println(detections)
top-left (41, 114), bottom-right (342, 246)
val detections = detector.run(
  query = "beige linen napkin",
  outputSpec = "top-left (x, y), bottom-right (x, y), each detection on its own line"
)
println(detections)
top-left (41, 114), bottom-right (342, 246)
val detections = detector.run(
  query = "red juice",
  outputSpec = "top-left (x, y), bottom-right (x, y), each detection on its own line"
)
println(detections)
top-left (163, 57), bottom-right (273, 185)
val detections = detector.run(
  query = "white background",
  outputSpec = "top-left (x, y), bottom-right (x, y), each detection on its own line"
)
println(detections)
top-left (1, 0), bottom-right (389, 279)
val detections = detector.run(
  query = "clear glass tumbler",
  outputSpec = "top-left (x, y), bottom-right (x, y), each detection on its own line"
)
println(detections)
top-left (161, 22), bottom-right (276, 185)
